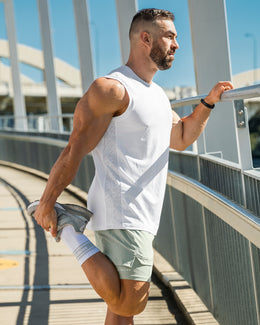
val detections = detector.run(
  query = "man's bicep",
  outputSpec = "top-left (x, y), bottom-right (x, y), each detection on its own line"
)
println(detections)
top-left (68, 77), bottom-right (127, 158)
top-left (69, 101), bottom-right (113, 158)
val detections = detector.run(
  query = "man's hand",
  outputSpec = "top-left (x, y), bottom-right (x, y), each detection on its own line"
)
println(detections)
top-left (170, 80), bottom-right (234, 151)
top-left (34, 204), bottom-right (58, 237)
top-left (204, 81), bottom-right (234, 105)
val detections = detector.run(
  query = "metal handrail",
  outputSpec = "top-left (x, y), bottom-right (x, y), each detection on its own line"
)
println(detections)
top-left (171, 83), bottom-right (260, 108)
top-left (167, 170), bottom-right (260, 248)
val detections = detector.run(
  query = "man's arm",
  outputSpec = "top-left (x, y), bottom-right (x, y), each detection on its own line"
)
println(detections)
top-left (170, 81), bottom-right (233, 151)
top-left (34, 77), bottom-right (129, 236)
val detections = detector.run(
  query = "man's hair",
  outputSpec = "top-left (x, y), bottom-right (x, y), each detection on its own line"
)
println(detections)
top-left (129, 8), bottom-right (175, 39)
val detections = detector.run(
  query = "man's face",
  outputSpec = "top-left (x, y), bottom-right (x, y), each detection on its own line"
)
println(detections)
top-left (149, 19), bottom-right (179, 70)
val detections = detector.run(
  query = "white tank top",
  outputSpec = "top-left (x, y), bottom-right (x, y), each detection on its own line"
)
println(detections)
top-left (87, 66), bottom-right (172, 235)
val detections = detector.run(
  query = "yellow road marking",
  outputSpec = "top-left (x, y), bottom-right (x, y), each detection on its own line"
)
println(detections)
top-left (0, 259), bottom-right (19, 270)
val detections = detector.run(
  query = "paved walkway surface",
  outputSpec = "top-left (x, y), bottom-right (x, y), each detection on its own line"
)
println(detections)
top-left (0, 165), bottom-right (188, 325)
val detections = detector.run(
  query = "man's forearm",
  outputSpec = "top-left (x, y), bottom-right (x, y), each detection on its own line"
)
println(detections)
top-left (170, 81), bottom-right (234, 151)
top-left (170, 103), bottom-right (211, 150)
top-left (181, 103), bottom-right (211, 146)
top-left (39, 146), bottom-right (81, 208)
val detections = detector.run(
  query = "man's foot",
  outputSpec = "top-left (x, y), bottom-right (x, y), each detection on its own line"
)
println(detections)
top-left (27, 201), bottom-right (93, 242)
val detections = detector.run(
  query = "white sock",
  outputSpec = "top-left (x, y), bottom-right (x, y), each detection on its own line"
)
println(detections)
top-left (60, 225), bottom-right (100, 266)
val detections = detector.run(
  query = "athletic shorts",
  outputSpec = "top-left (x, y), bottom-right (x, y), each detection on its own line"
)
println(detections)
top-left (95, 229), bottom-right (154, 282)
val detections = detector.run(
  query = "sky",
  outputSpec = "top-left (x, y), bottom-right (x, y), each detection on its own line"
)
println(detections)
top-left (0, 0), bottom-right (259, 89)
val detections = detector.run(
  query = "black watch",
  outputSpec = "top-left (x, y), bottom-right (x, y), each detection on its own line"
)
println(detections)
top-left (200, 98), bottom-right (215, 109)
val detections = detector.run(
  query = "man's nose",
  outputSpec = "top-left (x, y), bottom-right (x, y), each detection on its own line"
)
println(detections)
top-left (172, 39), bottom-right (179, 50)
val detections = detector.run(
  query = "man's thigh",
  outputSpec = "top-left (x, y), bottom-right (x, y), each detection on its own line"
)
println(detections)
top-left (95, 229), bottom-right (154, 282)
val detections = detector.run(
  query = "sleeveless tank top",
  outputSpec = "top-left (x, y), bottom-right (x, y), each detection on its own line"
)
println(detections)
top-left (87, 65), bottom-right (172, 235)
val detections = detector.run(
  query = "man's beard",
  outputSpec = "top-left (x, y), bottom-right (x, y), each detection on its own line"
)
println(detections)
top-left (150, 42), bottom-right (173, 70)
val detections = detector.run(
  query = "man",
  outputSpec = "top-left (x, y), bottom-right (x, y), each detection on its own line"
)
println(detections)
top-left (30, 8), bottom-right (233, 325)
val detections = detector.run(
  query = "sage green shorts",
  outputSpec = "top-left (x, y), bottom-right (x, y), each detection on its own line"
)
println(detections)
top-left (95, 229), bottom-right (154, 282)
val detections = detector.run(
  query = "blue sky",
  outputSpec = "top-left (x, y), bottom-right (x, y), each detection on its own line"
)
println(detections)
top-left (0, 0), bottom-right (259, 89)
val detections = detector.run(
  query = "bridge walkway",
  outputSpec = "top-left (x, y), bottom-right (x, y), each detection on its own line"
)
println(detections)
top-left (0, 164), bottom-right (188, 325)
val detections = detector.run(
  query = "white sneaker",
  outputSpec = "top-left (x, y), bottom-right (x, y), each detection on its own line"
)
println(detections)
top-left (27, 201), bottom-right (93, 242)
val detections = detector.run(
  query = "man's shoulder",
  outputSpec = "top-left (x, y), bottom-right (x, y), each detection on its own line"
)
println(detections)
top-left (77, 75), bottom-right (128, 117)
top-left (90, 77), bottom-right (126, 102)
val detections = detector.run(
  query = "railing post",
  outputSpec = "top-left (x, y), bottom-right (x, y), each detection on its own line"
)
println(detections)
top-left (168, 186), bottom-right (180, 270)
top-left (201, 208), bottom-right (214, 312)
top-left (234, 100), bottom-right (253, 170)
top-left (248, 242), bottom-right (260, 325)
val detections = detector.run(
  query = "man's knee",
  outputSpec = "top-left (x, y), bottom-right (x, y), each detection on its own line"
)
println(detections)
top-left (109, 279), bottom-right (150, 317)
top-left (111, 297), bottom-right (148, 317)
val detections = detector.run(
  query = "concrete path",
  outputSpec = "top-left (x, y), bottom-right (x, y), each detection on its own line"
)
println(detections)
top-left (0, 165), bottom-right (187, 325)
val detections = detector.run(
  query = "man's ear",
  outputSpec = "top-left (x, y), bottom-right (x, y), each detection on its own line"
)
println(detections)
top-left (140, 31), bottom-right (152, 47)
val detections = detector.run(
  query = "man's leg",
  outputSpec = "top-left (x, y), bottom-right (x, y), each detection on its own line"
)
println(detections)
top-left (105, 308), bottom-right (134, 325)
top-left (27, 202), bottom-right (151, 317)
top-left (61, 226), bottom-right (150, 317)
top-left (82, 254), bottom-right (150, 317)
